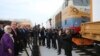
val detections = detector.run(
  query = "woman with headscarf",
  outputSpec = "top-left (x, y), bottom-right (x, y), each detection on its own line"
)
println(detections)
top-left (1, 25), bottom-right (14, 56)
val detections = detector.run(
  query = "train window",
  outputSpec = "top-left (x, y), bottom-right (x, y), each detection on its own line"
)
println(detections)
top-left (81, 16), bottom-right (90, 22)
top-left (82, 20), bottom-right (86, 23)
top-left (73, 0), bottom-right (82, 6)
top-left (65, 0), bottom-right (68, 7)
top-left (81, 18), bottom-right (89, 23)
top-left (82, 0), bottom-right (90, 6)
top-left (63, 0), bottom-right (68, 8)
top-left (86, 0), bottom-right (90, 5)
top-left (65, 20), bottom-right (67, 25)
top-left (73, 0), bottom-right (89, 6)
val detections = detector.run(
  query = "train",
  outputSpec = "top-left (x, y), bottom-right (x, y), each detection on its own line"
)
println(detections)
top-left (80, 0), bottom-right (100, 42)
top-left (80, 0), bottom-right (100, 55)
top-left (46, 0), bottom-right (100, 55)
top-left (62, 6), bottom-right (93, 45)
top-left (46, 0), bottom-right (93, 46)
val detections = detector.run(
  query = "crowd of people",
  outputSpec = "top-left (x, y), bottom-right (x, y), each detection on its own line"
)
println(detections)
top-left (33, 27), bottom-right (73, 56)
top-left (0, 21), bottom-right (73, 56)
top-left (0, 21), bottom-right (32, 56)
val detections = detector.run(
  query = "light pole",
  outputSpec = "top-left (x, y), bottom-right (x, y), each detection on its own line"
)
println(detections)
top-left (49, 18), bottom-right (52, 28)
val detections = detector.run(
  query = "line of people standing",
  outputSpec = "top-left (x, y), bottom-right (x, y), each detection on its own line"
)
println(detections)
top-left (0, 22), bottom-right (73, 56)
top-left (33, 27), bottom-right (73, 56)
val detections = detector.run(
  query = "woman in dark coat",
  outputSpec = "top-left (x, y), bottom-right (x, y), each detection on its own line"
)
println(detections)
top-left (1, 25), bottom-right (14, 56)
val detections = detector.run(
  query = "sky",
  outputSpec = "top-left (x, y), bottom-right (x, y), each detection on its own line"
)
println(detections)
top-left (0, 0), bottom-right (64, 26)
top-left (93, 0), bottom-right (100, 21)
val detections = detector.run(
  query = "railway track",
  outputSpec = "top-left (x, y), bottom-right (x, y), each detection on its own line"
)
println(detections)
top-left (73, 45), bottom-right (99, 56)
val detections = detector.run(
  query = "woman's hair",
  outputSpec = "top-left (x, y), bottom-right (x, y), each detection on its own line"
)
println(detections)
top-left (4, 25), bottom-right (11, 33)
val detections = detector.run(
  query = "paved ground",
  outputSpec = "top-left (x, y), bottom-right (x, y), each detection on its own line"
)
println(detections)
top-left (21, 46), bottom-right (81, 56)
top-left (40, 46), bottom-right (80, 56)
top-left (20, 39), bottom-right (86, 56)
top-left (21, 48), bottom-right (31, 56)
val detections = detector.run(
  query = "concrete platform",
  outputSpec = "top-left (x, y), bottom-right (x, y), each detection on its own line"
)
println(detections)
top-left (21, 45), bottom-right (81, 56)
top-left (39, 46), bottom-right (80, 56)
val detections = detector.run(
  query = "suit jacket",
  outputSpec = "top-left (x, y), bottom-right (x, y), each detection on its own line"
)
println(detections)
top-left (0, 28), bottom-right (4, 40)
top-left (11, 28), bottom-right (18, 43)
top-left (19, 29), bottom-right (25, 39)
top-left (62, 33), bottom-right (72, 50)
top-left (16, 28), bottom-right (22, 41)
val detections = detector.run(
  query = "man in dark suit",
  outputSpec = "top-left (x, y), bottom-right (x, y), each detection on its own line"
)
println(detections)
top-left (52, 29), bottom-right (57, 49)
top-left (16, 24), bottom-right (24, 52)
top-left (19, 26), bottom-right (27, 48)
top-left (11, 21), bottom-right (19, 56)
top-left (62, 29), bottom-right (72, 56)
top-left (32, 27), bottom-right (39, 45)
top-left (24, 27), bottom-right (30, 48)
top-left (0, 24), bottom-right (4, 40)
top-left (40, 27), bottom-right (45, 46)
top-left (47, 29), bottom-right (52, 48)
top-left (57, 29), bottom-right (63, 55)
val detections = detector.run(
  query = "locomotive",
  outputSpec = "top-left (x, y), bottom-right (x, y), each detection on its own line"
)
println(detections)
top-left (47, 0), bottom-right (93, 46)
